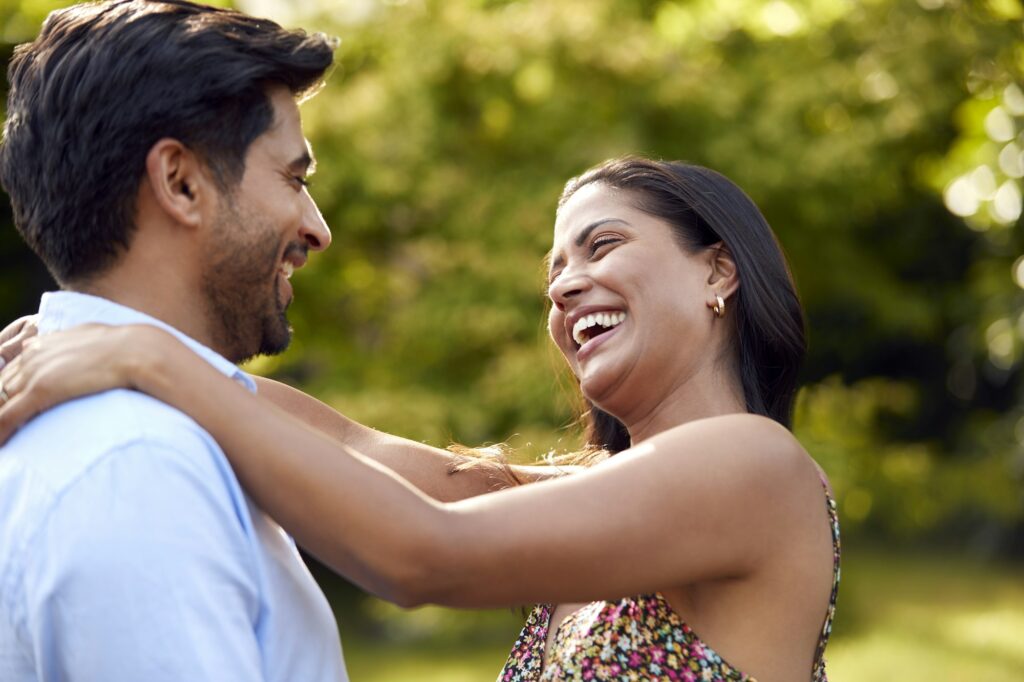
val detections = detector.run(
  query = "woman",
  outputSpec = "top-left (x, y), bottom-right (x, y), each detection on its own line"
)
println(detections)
top-left (0, 157), bottom-right (838, 681)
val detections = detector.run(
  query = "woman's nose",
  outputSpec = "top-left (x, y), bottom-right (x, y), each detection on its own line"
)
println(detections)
top-left (548, 271), bottom-right (591, 311)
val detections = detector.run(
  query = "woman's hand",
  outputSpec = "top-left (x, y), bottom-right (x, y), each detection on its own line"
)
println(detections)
top-left (0, 324), bottom-right (159, 444)
top-left (0, 314), bottom-right (39, 370)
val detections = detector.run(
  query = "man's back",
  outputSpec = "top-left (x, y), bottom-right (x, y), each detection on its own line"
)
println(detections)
top-left (0, 293), bottom-right (347, 681)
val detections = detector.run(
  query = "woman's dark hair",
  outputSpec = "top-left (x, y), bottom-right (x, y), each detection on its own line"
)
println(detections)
top-left (450, 156), bottom-right (805, 484)
top-left (0, 0), bottom-right (336, 284)
top-left (560, 157), bottom-right (806, 451)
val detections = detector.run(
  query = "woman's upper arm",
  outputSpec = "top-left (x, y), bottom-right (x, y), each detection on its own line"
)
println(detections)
top-left (430, 414), bottom-right (817, 607)
top-left (251, 377), bottom-right (362, 441)
top-left (251, 376), bottom-right (557, 499)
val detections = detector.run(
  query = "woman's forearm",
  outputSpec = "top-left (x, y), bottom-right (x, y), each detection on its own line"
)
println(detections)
top-left (252, 377), bottom-right (510, 502)
top-left (252, 377), bottom-right (574, 498)
top-left (140, 336), bottom-right (461, 605)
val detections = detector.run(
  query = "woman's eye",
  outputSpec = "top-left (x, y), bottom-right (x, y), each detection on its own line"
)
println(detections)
top-left (589, 236), bottom-right (620, 255)
top-left (293, 176), bottom-right (311, 189)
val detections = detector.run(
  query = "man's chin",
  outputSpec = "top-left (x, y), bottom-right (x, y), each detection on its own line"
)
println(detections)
top-left (260, 311), bottom-right (294, 354)
top-left (228, 317), bottom-right (292, 365)
top-left (258, 328), bottom-right (293, 358)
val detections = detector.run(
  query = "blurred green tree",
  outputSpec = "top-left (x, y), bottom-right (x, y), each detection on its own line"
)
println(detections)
top-left (1, 0), bottom-right (1021, 552)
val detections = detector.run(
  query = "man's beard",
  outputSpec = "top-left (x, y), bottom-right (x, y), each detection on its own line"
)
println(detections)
top-left (200, 200), bottom-right (299, 363)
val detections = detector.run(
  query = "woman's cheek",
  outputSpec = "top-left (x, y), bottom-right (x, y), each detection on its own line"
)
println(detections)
top-left (547, 309), bottom-right (561, 343)
top-left (547, 310), bottom-right (574, 360)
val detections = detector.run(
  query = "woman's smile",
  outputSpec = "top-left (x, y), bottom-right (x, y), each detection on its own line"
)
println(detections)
top-left (567, 308), bottom-right (628, 349)
top-left (576, 314), bottom-right (626, 361)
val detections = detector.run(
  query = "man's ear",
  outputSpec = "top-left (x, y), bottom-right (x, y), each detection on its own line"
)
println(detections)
top-left (143, 139), bottom-right (213, 229)
top-left (706, 241), bottom-right (740, 301)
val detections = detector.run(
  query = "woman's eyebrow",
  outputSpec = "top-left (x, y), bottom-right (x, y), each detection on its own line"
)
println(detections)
top-left (548, 218), bottom-right (631, 278)
top-left (574, 218), bottom-right (629, 246)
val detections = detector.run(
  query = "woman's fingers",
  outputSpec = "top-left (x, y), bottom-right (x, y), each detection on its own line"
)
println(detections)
top-left (0, 393), bottom-right (39, 446)
top-left (0, 324), bottom-right (130, 444)
top-left (0, 355), bottom-right (31, 445)
top-left (0, 338), bottom-right (64, 444)
top-left (0, 315), bottom-right (40, 370)
top-left (0, 315), bottom-right (34, 344)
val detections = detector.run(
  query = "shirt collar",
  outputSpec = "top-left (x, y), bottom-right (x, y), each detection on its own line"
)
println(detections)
top-left (37, 291), bottom-right (258, 393)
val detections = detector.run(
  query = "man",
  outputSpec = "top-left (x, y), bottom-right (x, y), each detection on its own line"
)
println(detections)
top-left (0, 1), bottom-right (348, 679)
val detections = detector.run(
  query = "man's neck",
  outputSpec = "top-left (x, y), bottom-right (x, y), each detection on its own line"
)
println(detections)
top-left (71, 271), bottom-right (220, 355)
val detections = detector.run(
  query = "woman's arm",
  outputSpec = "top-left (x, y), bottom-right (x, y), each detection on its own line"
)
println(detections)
top-left (0, 316), bottom-right (567, 502)
top-left (252, 377), bottom-right (568, 502)
top-left (0, 325), bottom-right (826, 609)
top-left (133, 330), bottom-right (823, 608)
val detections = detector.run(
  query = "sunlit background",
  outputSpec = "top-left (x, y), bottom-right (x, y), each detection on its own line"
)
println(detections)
top-left (1, 0), bottom-right (1022, 679)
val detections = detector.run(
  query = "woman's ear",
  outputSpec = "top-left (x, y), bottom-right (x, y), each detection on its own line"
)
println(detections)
top-left (143, 138), bottom-right (213, 230)
top-left (706, 241), bottom-right (740, 303)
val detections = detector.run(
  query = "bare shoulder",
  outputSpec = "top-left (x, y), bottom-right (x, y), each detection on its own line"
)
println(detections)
top-left (650, 412), bottom-right (807, 463)
top-left (632, 413), bottom-right (822, 506)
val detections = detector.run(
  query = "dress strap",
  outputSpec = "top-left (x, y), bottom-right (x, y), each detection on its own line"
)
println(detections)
top-left (811, 478), bottom-right (841, 680)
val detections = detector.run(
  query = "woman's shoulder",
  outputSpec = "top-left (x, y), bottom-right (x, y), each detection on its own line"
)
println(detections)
top-left (654, 413), bottom-right (806, 461)
top-left (642, 413), bottom-right (820, 498)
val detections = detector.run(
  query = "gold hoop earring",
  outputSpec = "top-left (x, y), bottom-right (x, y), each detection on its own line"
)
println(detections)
top-left (712, 294), bottom-right (725, 318)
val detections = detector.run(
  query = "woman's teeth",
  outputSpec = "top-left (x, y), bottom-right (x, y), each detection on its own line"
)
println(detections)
top-left (279, 261), bottom-right (295, 279)
top-left (572, 311), bottom-right (627, 346)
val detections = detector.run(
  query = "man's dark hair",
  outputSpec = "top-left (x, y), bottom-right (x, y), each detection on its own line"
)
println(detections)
top-left (0, 0), bottom-right (336, 284)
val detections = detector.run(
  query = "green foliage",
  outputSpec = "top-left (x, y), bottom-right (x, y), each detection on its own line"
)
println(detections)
top-left (0, 0), bottom-right (1022, 545)
top-left (796, 378), bottom-right (1020, 537)
top-left (278, 0), bottom-right (1024, 545)
top-left (2, 0), bottom-right (1023, 675)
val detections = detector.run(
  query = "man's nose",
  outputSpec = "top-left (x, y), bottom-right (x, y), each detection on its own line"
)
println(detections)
top-left (300, 197), bottom-right (331, 252)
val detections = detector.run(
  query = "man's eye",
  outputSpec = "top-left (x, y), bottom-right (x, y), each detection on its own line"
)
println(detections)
top-left (294, 176), bottom-right (311, 188)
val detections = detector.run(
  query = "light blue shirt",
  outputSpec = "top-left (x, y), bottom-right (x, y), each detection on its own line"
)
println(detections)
top-left (0, 292), bottom-right (348, 681)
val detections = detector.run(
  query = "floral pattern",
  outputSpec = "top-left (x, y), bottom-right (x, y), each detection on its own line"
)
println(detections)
top-left (498, 486), bottom-right (840, 682)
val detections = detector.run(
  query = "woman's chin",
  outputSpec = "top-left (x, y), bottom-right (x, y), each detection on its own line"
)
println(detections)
top-left (578, 356), bottom-right (649, 423)
top-left (578, 367), bottom-right (622, 412)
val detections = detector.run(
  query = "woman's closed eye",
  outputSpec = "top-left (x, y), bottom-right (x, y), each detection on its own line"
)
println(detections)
top-left (546, 237), bottom-right (624, 286)
top-left (589, 235), bottom-right (622, 256)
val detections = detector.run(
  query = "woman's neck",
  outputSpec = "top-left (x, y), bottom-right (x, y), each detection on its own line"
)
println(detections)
top-left (620, 365), bottom-right (747, 446)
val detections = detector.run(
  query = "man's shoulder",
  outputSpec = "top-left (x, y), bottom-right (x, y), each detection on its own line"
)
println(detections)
top-left (4, 388), bottom-right (221, 472)
top-left (0, 394), bottom-right (271, 679)
top-left (0, 389), bottom-right (243, 542)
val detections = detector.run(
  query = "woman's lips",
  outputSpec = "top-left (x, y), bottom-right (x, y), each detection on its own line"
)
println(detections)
top-left (576, 320), bottom-right (624, 362)
top-left (571, 310), bottom-right (627, 346)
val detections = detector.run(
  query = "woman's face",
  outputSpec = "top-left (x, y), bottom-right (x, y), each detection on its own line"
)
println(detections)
top-left (547, 182), bottom-right (724, 418)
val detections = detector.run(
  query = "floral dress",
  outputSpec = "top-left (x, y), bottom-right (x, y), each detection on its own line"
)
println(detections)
top-left (498, 485), bottom-right (841, 682)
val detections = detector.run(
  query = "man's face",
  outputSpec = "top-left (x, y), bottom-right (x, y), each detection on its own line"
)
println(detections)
top-left (200, 86), bottom-right (331, 363)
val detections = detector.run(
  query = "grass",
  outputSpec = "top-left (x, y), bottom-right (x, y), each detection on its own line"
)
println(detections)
top-left (825, 545), bottom-right (1024, 681)
top-left (336, 601), bottom-right (521, 682)
top-left (326, 544), bottom-right (1024, 682)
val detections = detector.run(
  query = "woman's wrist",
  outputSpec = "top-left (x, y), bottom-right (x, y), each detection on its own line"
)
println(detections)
top-left (120, 325), bottom-right (179, 397)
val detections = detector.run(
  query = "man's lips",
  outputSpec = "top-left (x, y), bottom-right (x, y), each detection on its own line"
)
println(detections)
top-left (276, 245), bottom-right (308, 302)
top-left (281, 244), bottom-right (308, 275)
